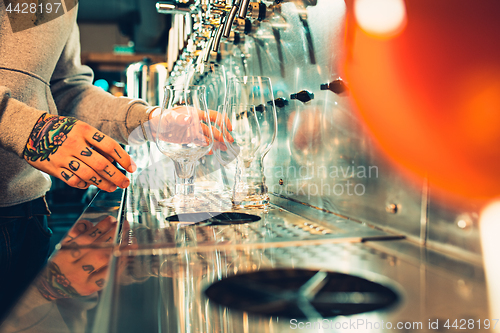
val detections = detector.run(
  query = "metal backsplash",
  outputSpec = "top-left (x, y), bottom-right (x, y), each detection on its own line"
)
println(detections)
top-left (161, 0), bottom-right (482, 261)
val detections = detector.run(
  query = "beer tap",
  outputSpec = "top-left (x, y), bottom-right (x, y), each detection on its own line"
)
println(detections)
top-left (156, 1), bottom-right (196, 14)
top-left (222, 0), bottom-right (240, 38)
top-left (211, 14), bottom-right (226, 53)
top-left (237, 0), bottom-right (250, 18)
top-left (202, 28), bottom-right (217, 62)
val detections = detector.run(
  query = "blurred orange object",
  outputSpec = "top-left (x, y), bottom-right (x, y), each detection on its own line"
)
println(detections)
top-left (343, 0), bottom-right (500, 201)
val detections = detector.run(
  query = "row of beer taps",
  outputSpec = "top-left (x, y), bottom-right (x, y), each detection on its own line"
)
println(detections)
top-left (155, 0), bottom-right (289, 74)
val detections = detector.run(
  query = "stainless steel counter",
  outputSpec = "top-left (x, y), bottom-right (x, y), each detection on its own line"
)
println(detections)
top-left (0, 181), bottom-right (488, 333)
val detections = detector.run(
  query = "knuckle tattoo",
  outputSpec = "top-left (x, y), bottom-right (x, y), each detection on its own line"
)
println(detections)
top-left (89, 228), bottom-right (102, 237)
top-left (92, 132), bottom-right (105, 142)
top-left (103, 165), bottom-right (116, 177)
top-left (69, 160), bottom-right (80, 171)
top-left (90, 176), bottom-right (102, 185)
top-left (61, 170), bottom-right (73, 181)
top-left (82, 265), bottom-right (95, 274)
top-left (81, 147), bottom-right (92, 156)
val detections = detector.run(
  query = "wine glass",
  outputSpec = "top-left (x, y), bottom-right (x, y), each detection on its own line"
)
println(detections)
top-left (155, 85), bottom-right (214, 208)
top-left (193, 63), bottom-right (232, 197)
top-left (223, 104), bottom-right (263, 206)
top-left (223, 76), bottom-right (278, 207)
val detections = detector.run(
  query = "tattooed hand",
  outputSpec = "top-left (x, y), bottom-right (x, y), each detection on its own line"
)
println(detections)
top-left (36, 217), bottom-right (118, 300)
top-left (24, 113), bottom-right (136, 192)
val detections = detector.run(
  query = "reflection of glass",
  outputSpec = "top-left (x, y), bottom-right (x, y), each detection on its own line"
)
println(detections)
top-left (155, 85), bottom-right (214, 208)
top-left (224, 76), bottom-right (277, 208)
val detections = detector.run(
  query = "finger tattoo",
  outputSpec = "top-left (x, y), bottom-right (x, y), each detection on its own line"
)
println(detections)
top-left (76, 222), bottom-right (88, 233)
top-left (105, 237), bottom-right (113, 242)
top-left (114, 148), bottom-right (121, 159)
top-left (81, 147), bottom-right (93, 156)
top-left (69, 160), bottom-right (80, 171)
top-left (82, 265), bottom-right (95, 274)
top-left (77, 181), bottom-right (88, 188)
top-left (61, 170), bottom-right (73, 181)
top-left (89, 228), bottom-right (102, 237)
top-left (92, 132), bottom-right (105, 142)
top-left (71, 247), bottom-right (81, 258)
top-left (103, 165), bottom-right (116, 177)
top-left (90, 176), bottom-right (102, 185)
top-left (95, 279), bottom-right (105, 288)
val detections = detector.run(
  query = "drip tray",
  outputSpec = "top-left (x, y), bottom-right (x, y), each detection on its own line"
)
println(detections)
top-left (205, 268), bottom-right (399, 318)
top-left (166, 212), bottom-right (261, 226)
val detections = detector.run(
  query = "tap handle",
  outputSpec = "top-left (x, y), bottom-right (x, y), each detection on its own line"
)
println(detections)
top-left (320, 78), bottom-right (348, 94)
top-left (238, 0), bottom-right (251, 18)
top-left (223, 4), bottom-right (239, 38)
top-left (156, 1), bottom-right (192, 14)
top-left (203, 29), bottom-right (217, 62)
top-left (290, 90), bottom-right (314, 103)
top-left (211, 16), bottom-right (226, 53)
top-left (268, 97), bottom-right (288, 108)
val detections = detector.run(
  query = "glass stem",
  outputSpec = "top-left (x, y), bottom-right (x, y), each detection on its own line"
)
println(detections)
top-left (174, 161), bottom-right (196, 196)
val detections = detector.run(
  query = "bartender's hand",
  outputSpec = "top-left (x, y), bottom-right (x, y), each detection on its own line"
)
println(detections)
top-left (147, 106), bottom-right (233, 147)
top-left (23, 113), bottom-right (136, 192)
top-left (36, 216), bottom-right (118, 300)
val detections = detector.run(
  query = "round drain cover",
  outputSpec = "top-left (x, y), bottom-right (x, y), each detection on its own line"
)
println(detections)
top-left (205, 268), bottom-right (399, 318)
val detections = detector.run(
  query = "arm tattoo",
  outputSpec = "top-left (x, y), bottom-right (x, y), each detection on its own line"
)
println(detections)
top-left (69, 160), bottom-right (80, 171)
top-left (61, 170), bottom-right (73, 181)
top-left (90, 176), bottom-right (102, 185)
top-left (81, 147), bottom-right (93, 156)
top-left (103, 165), bottom-right (116, 177)
top-left (82, 265), bottom-right (95, 274)
top-left (24, 114), bottom-right (77, 162)
top-left (36, 262), bottom-right (81, 300)
top-left (92, 132), bottom-right (105, 142)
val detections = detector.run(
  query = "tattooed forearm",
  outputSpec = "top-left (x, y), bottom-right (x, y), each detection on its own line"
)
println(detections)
top-left (36, 262), bottom-right (81, 300)
top-left (24, 114), bottom-right (77, 162)
top-left (92, 132), bottom-right (105, 142)
top-left (103, 165), bottom-right (116, 177)
top-left (81, 147), bottom-right (93, 156)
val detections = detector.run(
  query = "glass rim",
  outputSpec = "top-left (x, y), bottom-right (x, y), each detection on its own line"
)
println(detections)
top-left (164, 84), bottom-right (206, 91)
top-left (227, 75), bottom-right (272, 83)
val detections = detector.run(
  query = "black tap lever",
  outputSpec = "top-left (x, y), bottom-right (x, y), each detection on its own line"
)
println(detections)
top-left (290, 90), bottom-right (314, 103)
top-left (320, 78), bottom-right (348, 94)
top-left (268, 98), bottom-right (288, 108)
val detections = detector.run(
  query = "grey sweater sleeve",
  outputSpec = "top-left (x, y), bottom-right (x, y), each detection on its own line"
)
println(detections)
top-left (0, 86), bottom-right (47, 157)
top-left (49, 21), bottom-right (152, 145)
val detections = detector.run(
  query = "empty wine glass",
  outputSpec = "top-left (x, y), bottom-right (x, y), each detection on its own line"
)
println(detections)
top-left (155, 85), bottom-right (214, 208)
top-left (223, 76), bottom-right (277, 208)
top-left (223, 104), bottom-right (262, 206)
